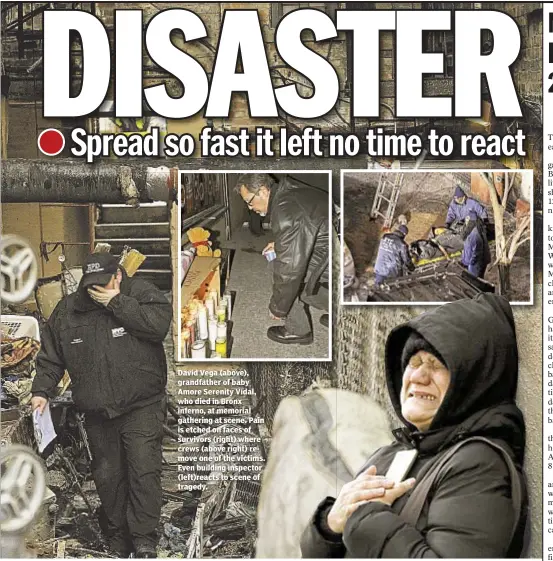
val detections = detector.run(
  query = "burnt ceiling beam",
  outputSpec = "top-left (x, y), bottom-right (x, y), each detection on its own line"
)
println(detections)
top-left (2, 159), bottom-right (179, 204)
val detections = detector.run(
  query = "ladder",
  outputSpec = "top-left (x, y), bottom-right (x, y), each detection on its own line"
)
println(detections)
top-left (370, 173), bottom-right (403, 228)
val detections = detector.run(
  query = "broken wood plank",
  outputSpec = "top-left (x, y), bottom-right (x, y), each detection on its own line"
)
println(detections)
top-left (64, 545), bottom-right (116, 558)
top-left (54, 539), bottom-right (66, 558)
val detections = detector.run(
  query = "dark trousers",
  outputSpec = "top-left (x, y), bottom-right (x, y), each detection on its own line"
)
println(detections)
top-left (285, 286), bottom-right (329, 335)
top-left (85, 400), bottom-right (164, 552)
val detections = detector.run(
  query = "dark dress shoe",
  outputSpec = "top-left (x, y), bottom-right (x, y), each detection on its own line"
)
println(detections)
top-left (267, 326), bottom-right (313, 345)
top-left (320, 314), bottom-right (329, 328)
top-left (108, 534), bottom-right (134, 558)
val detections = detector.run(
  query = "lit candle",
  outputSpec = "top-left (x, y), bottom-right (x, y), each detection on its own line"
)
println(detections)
top-left (215, 337), bottom-right (227, 358)
top-left (216, 321), bottom-right (227, 340)
top-left (209, 290), bottom-right (218, 307)
top-left (223, 292), bottom-right (232, 321)
top-left (205, 297), bottom-right (215, 319)
top-left (197, 305), bottom-right (209, 340)
top-left (191, 340), bottom-right (206, 359)
top-left (208, 318), bottom-right (218, 351)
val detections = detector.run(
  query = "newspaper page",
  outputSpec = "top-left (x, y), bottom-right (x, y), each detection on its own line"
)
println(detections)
top-left (0, 2), bottom-right (543, 559)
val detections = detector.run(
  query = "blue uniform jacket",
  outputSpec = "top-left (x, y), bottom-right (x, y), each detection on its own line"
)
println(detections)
top-left (461, 227), bottom-right (491, 278)
top-left (374, 233), bottom-right (413, 280)
top-left (446, 198), bottom-right (487, 227)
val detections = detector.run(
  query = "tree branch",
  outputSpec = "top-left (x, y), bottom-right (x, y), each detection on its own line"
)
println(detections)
top-left (502, 172), bottom-right (513, 211)
top-left (507, 215), bottom-right (530, 261)
top-left (481, 172), bottom-right (507, 263)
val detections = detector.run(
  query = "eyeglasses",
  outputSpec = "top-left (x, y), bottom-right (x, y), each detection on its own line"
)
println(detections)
top-left (245, 193), bottom-right (257, 208)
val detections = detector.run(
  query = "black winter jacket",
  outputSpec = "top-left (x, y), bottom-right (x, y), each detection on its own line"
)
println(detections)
top-left (32, 269), bottom-right (172, 419)
top-left (268, 177), bottom-right (329, 317)
top-left (301, 293), bottom-right (527, 558)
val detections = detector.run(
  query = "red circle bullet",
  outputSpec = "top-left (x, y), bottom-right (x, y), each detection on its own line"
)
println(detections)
top-left (38, 128), bottom-right (65, 156)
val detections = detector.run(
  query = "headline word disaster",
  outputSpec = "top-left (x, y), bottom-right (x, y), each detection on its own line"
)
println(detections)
top-left (43, 8), bottom-right (523, 120)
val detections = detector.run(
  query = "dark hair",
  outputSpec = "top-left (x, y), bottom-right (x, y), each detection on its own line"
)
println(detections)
top-left (234, 173), bottom-right (273, 195)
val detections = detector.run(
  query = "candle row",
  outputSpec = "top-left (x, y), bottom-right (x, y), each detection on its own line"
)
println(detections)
top-left (181, 290), bottom-right (233, 359)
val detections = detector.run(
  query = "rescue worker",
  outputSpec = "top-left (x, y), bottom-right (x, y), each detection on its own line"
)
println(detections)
top-left (31, 253), bottom-right (172, 558)
top-left (373, 225), bottom-right (414, 285)
top-left (236, 174), bottom-right (329, 345)
top-left (461, 209), bottom-right (491, 278)
top-left (445, 185), bottom-right (488, 228)
top-left (301, 293), bottom-right (527, 558)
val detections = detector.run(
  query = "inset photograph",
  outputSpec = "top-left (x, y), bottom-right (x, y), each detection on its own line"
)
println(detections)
top-left (179, 171), bottom-right (332, 361)
top-left (341, 170), bottom-right (532, 304)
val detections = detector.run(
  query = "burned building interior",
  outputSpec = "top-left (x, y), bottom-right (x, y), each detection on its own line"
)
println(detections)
top-left (0, 2), bottom-right (543, 558)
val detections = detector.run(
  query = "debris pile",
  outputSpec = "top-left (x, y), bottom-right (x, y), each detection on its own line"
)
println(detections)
top-left (159, 443), bottom-right (261, 558)
top-left (367, 261), bottom-right (495, 302)
top-left (158, 487), bottom-right (257, 557)
top-left (1, 336), bottom-right (40, 406)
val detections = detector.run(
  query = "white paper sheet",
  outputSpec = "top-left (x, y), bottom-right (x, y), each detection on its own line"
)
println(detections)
top-left (33, 402), bottom-right (57, 453)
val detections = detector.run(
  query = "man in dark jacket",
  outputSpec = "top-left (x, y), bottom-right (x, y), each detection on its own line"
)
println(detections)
top-left (461, 209), bottom-right (491, 278)
top-left (374, 225), bottom-right (414, 285)
top-left (31, 253), bottom-right (172, 558)
top-left (445, 185), bottom-right (488, 228)
top-left (301, 293), bottom-right (527, 558)
top-left (236, 174), bottom-right (329, 345)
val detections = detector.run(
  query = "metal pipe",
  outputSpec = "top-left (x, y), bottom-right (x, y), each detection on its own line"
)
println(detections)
top-left (38, 203), bottom-right (90, 207)
top-left (2, 159), bottom-right (178, 203)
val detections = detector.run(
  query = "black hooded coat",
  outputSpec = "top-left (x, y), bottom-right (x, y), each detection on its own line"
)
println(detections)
top-left (32, 268), bottom-right (172, 419)
top-left (301, 293), bottom-right (527, 558)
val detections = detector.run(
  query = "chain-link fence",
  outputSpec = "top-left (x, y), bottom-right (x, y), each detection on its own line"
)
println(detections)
top-left (334, 305), bottom-right (417, 427)
top-left (248, 361), bottom-right (333, 433)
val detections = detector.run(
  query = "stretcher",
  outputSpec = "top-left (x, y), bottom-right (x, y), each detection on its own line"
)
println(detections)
top-left (413, 240), bottom-right (495, 267)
